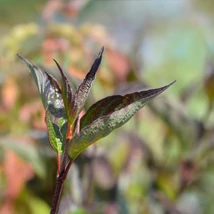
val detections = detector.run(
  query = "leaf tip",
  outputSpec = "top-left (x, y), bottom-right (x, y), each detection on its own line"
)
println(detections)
top-left (98, 46), bottom-right (104, 59)
top-left (167, 80), bottom-right (176, 88)
top-left (17, 53), bottom-right (25, 62)
top-left (16, 54), bottom-right (33, 68)
top-left (53, 59), bottom-right (64, 76)
top-left (171, 80), bottom-right (176, 84)
top-left (158, 80), bottom-right (176, 94)
top-left (17, 53), bottom-right (21, 58)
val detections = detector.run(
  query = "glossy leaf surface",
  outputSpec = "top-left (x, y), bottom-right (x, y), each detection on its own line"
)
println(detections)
top-left (54, 59), bottom-right (77, 127)
top-left (45, 112), bottom-right (65, 153)
top-left (18, 55), bottom-right (61, 108)
top-left (18, 55), bottom-right (67, 153)
top-left (69, 81), bottom-right (175, 158)
top-left (75, 47), bottom-right (104, 115)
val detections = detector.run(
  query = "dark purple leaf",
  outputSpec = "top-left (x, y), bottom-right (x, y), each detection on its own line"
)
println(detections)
top-left (80, 81), bottom-right (176, 130)
top-left (75, 47), bottom-right (104, 115)
top-left (80, 95), bottom-right (123, 130)
top-left (53, 59), bottom-right (77, 127)
top-left (69, 81), bottom-right (175, 158)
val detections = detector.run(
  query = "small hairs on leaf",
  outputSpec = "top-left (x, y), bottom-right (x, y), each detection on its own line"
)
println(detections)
top-left (68, 81), bottom-right (175, 159)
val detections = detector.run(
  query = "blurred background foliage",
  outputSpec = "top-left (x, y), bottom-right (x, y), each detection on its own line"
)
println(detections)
top-left (0, 0), bottom-right (214, 213)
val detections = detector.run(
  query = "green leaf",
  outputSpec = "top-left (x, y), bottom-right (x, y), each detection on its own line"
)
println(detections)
top-left (20, 188), bottom-right (50, 214)
top-left (69, 81), bottom-right (175, 158)
top-left (18, 55), bottom-right (67, 153)
top-left (54, 59), bottom-right (77, 126)
top-left (45, 111), bottom-right (66, 154)
top-left (17, 55), bottom-right (62, 110)
top-left (75, 47), bottom-right (104, 115)
top-left (0, 136), bottom-right (46, 179)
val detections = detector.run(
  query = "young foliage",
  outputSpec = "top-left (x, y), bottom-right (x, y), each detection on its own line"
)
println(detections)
top-left (53, 59), bottom-right (77, 139)
top-left (68, 82), bottom-right (175, 158)
top-left (75, 47), bottom-right (104, 116)
top-left (18, 48), bottom-right (174, 160)
top-left (18, 48), bottom-right (175, 213)
top-left (17, 55), bottom-right (67, 154)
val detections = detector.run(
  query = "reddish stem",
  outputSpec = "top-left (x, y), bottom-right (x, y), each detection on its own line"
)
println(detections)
top-left (50, 136), bottom-right (74, 214)
top-left (50, 158), bottom-right (74, 214)
top-left (57, 153), bottom-right (61, 178)
top-left (50, 176), bottom-right (64, 214)
top-left (64, 158), bottom-right (74, 178)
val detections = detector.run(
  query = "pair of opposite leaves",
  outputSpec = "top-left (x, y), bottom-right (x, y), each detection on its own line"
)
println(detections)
top-left (18, 47), bottom-right (175, 160)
